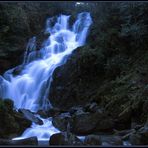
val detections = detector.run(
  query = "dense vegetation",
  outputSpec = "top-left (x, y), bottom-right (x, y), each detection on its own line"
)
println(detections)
top-left (0, 1), bottom-right (148, 146)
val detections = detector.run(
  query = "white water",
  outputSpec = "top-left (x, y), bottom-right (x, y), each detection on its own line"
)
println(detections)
top-left (0, 12), bottom-right (92, 142)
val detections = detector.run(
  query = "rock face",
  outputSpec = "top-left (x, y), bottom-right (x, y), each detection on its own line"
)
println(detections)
top-left (49, 132), bottom-right (82, 145)
top-left (49, 47), bottom-right (105, 110)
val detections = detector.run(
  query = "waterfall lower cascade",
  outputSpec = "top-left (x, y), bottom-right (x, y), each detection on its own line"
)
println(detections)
top-left (0, 12), bottom-right (92, 143)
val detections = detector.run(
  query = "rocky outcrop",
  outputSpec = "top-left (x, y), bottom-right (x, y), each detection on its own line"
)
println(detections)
top-left (49, 46), bottom-right (105, 110)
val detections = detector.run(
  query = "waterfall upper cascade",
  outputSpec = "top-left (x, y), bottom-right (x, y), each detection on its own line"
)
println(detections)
top-left (0, 12), bottom-right (92, 142)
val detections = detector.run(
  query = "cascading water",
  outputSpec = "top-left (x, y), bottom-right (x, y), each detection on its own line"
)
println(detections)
top-left (0, 12), bottom-right (92, 143)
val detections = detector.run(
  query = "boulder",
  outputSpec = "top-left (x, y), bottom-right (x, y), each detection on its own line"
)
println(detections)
top-left (13, 110), bottom-right (32, 131)
top-left (0, 99), bottom-right (32, 138)
top-left (49, 132), bottom-right (82, 145)
top-left (52, 112), bottom-right (71, 132)
top-left (0, 137), bottom-right (38, 145)
top-left (84, 135), bottom-right (102, 145)
top-left (71, 111), bottom-right (114, 135)
top-left (71, 112), bottom-right (98, 135)
top-left (49, 45), bottom-right (105, 110)
top-left (18, 109), bottom-right (43, 125)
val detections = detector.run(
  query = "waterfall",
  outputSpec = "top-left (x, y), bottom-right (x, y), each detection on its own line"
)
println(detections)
top-left (0, 12), bottom-right (92, 142)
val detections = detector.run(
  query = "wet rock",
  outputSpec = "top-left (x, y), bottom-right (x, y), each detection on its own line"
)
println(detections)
top-left (101, 135), bottom-right (123, 146)
top-left (13, 110), bottom-right (32, 133)
top-left (18, 109), bottom-right (43, 125)
top-left (84, 135), bottom-right (102, 145)
top-left (0, 99), bottom-right (32, 138)
top-left (49, 132), bottom-right (82, 145)
top-left (52, 112), bottom-right (71, 132)
top-left (0, 137), bottom-right (38, 145)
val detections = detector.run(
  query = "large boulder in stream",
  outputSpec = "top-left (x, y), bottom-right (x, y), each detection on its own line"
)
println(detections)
top-left (0, 99), bottom-right (32, 139)
top-left (71, 111), bottom-right (114, 135)
top-left (52, 112), bottom-right (71, 132)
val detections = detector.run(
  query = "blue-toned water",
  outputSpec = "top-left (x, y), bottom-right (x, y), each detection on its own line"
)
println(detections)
top-left (0, 12), bottom-right (92, 142)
